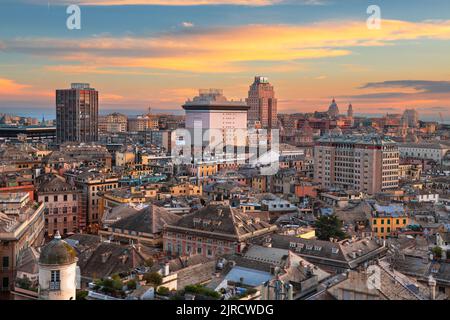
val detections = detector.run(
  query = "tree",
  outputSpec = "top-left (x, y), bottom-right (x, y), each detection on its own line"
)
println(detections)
top-left (315, 215), bottom-right (347, 241)
top-left (126, 279), bottom-right (137, 290)
top-left (144, 258), bottom-right (154, 268)
top-left (432, 246), bottom-right (443, 259)
top-left (76, 290), bottom-right (88, 300)
top-left (143, 272), bottom-right (162, 287)
top-left (157, 286), bottom-right (170, 296)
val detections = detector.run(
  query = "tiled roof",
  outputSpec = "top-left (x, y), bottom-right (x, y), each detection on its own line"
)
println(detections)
top-left (111, 204), bottom-right (181, 235)
top-left (165, 204), bottom-right (276, 241)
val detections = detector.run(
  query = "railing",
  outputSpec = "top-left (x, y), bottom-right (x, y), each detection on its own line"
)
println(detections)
top-left (87, 290), bottom-right (123, 300)
top-left (49, 281), bottom-right (60, 291)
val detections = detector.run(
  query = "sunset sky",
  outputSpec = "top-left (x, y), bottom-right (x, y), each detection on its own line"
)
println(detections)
top-left (1, 0), bottom-right (450, 120)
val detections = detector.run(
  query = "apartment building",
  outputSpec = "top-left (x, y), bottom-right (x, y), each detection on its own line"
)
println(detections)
top-left (36, 174), bottom-right (82, 237)
top-left (314, 135), bottom-right (399, 194)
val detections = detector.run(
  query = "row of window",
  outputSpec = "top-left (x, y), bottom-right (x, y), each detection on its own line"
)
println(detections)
top-left (43, 194), bottom-right (76, 202)
top-left (44, 207), bottom-right (77, 215)
top-left (373, 218), bottom-right (406, 225)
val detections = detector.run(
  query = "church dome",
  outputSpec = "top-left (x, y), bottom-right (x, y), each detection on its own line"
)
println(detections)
top-left (328, 99), bottom-right (340, 118)
top-left (39, 232), bottom-right (77, 265)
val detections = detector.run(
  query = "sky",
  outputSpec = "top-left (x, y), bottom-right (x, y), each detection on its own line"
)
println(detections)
top-left (0, 0), bottom-right (450, 121)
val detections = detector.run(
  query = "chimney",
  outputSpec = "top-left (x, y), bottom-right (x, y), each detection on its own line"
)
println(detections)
top-left (164, 263), bottom-right (170, 276)
top-left (428, 275), bottom-right (436, 300)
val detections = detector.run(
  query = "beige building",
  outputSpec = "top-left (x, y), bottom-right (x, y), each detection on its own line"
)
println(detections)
top-left (0, 192), bottom-right (45, 293)
top-left (98, 112), bottom-right (128, 133)
top-left (65, 169), bottom-right (119, 233)
top-left (127, 114), bottom-right (159, 132)
top-left (314, 135), bottom-right (399, 194)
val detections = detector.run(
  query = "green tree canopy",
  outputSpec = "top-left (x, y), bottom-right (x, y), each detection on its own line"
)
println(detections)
top-left (315, 215), bottom-right (347, 241)
top-left (143, 272), bottom-right (162, 287)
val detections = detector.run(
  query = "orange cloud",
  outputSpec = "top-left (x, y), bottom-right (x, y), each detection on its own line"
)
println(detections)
top-left (6, 19), bottom-right (449, 75)
top-left (0, 78), bottom-right (31, 96)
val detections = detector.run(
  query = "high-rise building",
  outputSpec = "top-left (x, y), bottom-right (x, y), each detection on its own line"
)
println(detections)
top-left (182, 89), bottom-right (249, 161)
top-left (247, 76), bottom-right (278, 128)
top-left (56, 83), bottom-right (98, 144)
top-left (314, 134), bottom-right (399, 194)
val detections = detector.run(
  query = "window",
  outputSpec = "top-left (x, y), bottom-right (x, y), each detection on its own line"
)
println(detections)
top-left (387, 227), bottom-right (391, 233)
top-left (44, 196), bottom-right (49, 202)
top-left (197, 247), bottom-right (202, 254)
top-left (73, 194), bottom-right (77, 201)
top-left (2, 257), bottom-right (9, 269)
top-left (403, 219), bottom-right (406, 224)
top-left (54, 195), bottom-right (58, 202)
top-left (396, 219), bottom-right (399, 224)
top-left (2, 277), bottom-right (9, 289)
top-left (63, 195), bottom-right (68, 201)
top-left (387, 220), bottom-right (391, 225)
top-left (381, 219), bottom-right (384, 225)
top-left (50, 270), bottom-right (61, 290)
top-left (381, 227), bottom-right (384, 233)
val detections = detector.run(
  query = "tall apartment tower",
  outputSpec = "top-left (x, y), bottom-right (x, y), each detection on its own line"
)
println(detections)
top-left (56, 83), bottom-right (98, 144)
top-left (247, 76), bottom-right (278, 129)
top-left (314, 135), bottom-right (399, 194)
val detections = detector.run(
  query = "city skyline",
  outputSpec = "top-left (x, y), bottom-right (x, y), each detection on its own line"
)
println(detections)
top-left (0, 0), bottom-right (450, 119)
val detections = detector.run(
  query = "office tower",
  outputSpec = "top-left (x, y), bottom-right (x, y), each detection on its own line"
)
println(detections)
top-left (314, 135), bottom-right (399, 194)
top-left (247, 76), bottom-right (278, 128)
top-left (56, 83), bottom-right (98, 144)
top-left (182, 89), bottom-right (249, 161)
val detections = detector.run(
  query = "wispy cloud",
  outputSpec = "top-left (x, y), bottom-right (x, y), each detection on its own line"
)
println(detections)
top-left (360, 80), bottom-right (450, 94)
top-left (3, 19), bottom-right (450, 74)
top-left (181, 21), bottom-right (195, 28)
